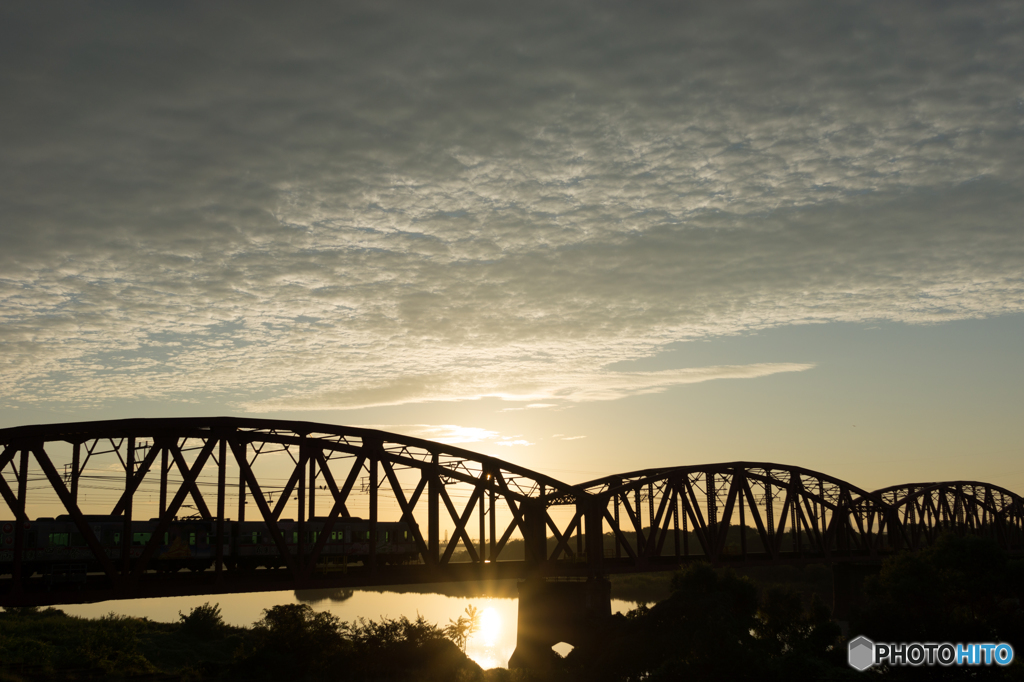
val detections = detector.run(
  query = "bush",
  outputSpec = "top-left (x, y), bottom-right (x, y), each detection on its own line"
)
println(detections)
top-left (75, 613), bottom-right (157, 677)
top-left (231, 604), bottom-right (352, 681)
top-left (179, 602), bottom-right (225, 639)
top-left (350, 614), bottom-right (482, 680)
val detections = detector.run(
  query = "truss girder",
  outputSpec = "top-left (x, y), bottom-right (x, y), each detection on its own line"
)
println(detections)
top-left (866, 481), bottom-right (1024, 553)
top-left (547, 462), bottom-right (899, 567)
top-left (0, 417), bottom-right (575, 600)
top-left (2, 420), bottom-right (1024, 607)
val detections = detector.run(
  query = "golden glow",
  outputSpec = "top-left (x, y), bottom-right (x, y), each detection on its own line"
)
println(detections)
top-left (480, 606), bottom-right (501, 646)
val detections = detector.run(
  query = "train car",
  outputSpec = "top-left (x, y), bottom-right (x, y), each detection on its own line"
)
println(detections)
top-left (2, 516), bottom-right (420, 576)
top-left (307, 518), bottom-right (419, 566)
top-left (0, 516), bottom-right (217, 576)
top-left (147, 518), bottom-right (217, 572)
top-left (229, 517), bottom-right (419, 569)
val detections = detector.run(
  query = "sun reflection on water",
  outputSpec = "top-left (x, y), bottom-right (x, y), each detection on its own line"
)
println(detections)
top-left (480, 606), bottom-right (501, 645)
top-left (466, 599), bottom-right (516, 670)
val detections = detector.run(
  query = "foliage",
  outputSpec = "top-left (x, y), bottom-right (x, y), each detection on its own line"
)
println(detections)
top-left (349, 613), bottom-right (482, 681)
top-left (0, 606), bottom-right (160, 679)
top-left (444, 604), bottom-right (481, 653)
top-left (230, 603), bottom-right (352, 681)
top-left (562, 563), bottom-right (851, 682)
top-left (178, 602), bottom-right (225, 639)
top-left (74, 613), bottom-right (158, 677)
top-left (853, 533), bottom-right (1024, 680)
top-left (0, 600), bottom-right (487, 681)
top-left (228, 603), bottom-right (484, 681)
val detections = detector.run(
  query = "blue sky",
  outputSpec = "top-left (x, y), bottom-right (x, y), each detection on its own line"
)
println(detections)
top-left (2, 0), bottom-right (1022, 495)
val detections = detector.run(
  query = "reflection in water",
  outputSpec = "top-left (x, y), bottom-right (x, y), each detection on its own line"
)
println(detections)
top-left (553, 642), bottom-right (575, 657)
top-left (294, 587), bottom-right (355, 603)
top-left (480, 607), bottom-right (501, 646)
top-left (465, 599), bottom-right (515, 670)
top-left (58, 588), bottom-right (638, 670)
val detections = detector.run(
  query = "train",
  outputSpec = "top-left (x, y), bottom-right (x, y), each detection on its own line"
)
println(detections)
top-left (0, 516), bottom-right (419, 577)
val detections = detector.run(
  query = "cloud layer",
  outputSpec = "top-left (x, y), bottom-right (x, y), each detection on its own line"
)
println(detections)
top-left (1, 1), bottom-right (1022, 410)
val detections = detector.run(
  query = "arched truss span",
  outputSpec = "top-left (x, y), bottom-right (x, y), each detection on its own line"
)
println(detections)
top-left (865, 482), bottom-right (1024, 553)
top-left (0, 417), bottom-right (573, 590)
top-left (542, 463), bottom-right (890, 568)
top-left (3, 417), bottom-right (1024, 607)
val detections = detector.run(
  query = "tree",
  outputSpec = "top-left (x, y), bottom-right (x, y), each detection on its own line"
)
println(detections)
top-left (231, 603), bottom-right (352, 680)
top-left (350, 613), bottom-right (483, 681)
top-left (853, 533), bottom-right (1024, 679)
top-left (178, 602), bottom-right (225, 639)
top-left (445, 604), bottom-right (481, 653)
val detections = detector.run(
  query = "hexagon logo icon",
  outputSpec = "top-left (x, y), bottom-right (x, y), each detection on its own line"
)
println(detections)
top-left (848, 636), bottom-right (875, 671)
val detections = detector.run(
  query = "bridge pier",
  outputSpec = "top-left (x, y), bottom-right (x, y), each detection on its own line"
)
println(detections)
top-left (508, 577), bottom-right (611, 671)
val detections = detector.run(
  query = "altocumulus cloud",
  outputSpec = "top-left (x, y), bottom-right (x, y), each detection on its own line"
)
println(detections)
top-left (1, 1), bottom-right (1022, 410)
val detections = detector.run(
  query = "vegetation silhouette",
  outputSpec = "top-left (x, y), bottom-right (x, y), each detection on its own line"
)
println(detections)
top-left (526, 535), bottom-right (1024, 681)
top-left (548, 563), bottom-right (849, 682)
top-left (851, 533), bottom-right (1024, 680)
top-left (2, 534), bottom-right (1022, 680)
top-left (178, 602), bottom-right (225, 640)
top-left (444, 605), bottom-right (481, 654)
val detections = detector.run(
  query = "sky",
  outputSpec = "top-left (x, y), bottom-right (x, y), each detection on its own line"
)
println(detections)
top-left (2, 0), bottom-right (1023, 495)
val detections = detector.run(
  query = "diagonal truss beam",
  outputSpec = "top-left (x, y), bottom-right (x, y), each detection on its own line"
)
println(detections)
top-left (131, 437), bottom-right (218, 580)
top-left (31, 444), bottom-right (119, 582)
top-left (110, 439), bottom-right (163, 516)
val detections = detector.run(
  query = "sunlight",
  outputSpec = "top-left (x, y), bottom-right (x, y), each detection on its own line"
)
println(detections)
top-left (480, 606), bottom-right (501, 646)
top-left (465, 600), bottom-right (517, 671)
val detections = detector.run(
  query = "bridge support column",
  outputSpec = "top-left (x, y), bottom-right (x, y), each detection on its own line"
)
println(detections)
top-left (584, 499), bottom-right (604, 574)
top-left (509, 577), bottom-right (611, 671)
top-left (521, 500), bottom-right (548, 567)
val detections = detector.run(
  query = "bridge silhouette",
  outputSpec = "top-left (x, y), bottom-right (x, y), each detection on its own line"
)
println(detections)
top-left (3, 416), bottom-right (1022, 614)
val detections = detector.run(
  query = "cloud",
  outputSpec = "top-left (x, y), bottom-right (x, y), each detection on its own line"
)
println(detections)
top-left (360, 424), bottom-right (530, 447)
top-left (500, 403), bottom-right (557, 412)
top-left (1, 1), bottom-right (1022, 410)
top-left (244, 362), bottom-right (813, 411)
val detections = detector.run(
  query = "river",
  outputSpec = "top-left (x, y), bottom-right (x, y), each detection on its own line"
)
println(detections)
top-left (59, 585), bottom-right (638, 670)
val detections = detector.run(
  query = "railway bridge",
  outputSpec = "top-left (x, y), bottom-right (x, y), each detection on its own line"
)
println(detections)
top-left (2, 417), bottom-right (1022, 666)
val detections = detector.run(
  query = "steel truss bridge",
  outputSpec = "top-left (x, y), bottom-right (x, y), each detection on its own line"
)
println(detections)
top-left (2, 417), bottom-right (1022, 608)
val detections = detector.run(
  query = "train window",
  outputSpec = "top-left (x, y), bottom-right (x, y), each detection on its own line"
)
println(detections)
top-left (403, 530), bottom-right (409, 540)
top-left (189, 533), bottom-right (196, 546)
top-left (383, 531), bottom-right (390, 542)
top-left (293, 531), bottom-right (298, 544)
top-left (113, 533), bottom-right (120, 545)
top-left (49, 532), bottom-right (69, 546)
top-left (164, 532), bottom-right (169, 545)
top-left (133, 532), bottom-right (150, 545)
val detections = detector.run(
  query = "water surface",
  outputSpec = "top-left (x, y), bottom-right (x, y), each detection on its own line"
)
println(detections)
top-left (60, 587), bottom-right (636, 668)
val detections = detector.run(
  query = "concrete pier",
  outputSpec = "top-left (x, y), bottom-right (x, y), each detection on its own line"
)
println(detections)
top-left (508, 576), bottom-right (611, 670)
